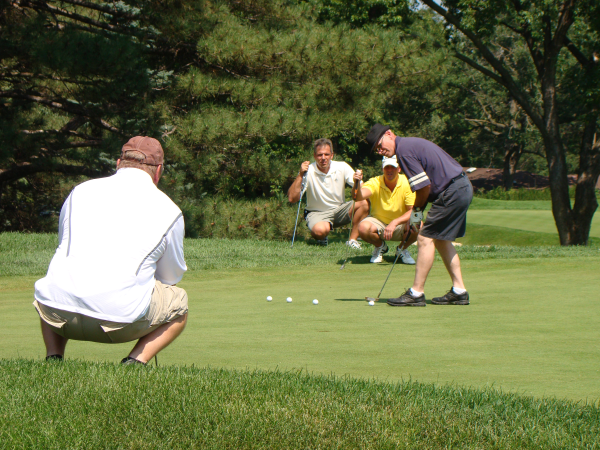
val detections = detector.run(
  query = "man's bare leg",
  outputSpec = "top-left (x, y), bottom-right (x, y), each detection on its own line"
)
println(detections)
top-left (311, 221), bottom-right (331, 240)
top-left (358, 220), bottom-right (383, 247)
top-left (434, 239), bottom-right (466, 290)
top-left (128, 314), bottom-right (188, 364)
top-left (400, 228), bottom-right (418, 250)
top-left (349, 200), bottom-right (369, 241)
top-left (40, 319), bottom-right (68, 357)
top-left (412, 234), bottom-right (436, 292)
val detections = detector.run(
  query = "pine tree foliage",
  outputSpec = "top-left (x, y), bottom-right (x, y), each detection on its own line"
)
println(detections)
top-left (0, 0), bottom-right (169, 229)
top-left (1, 0), bottom-right (444, 234)
top-left (163, 0), bottom-right (438, 199)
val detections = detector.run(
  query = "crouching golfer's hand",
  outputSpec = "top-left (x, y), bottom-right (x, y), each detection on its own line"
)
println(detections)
top-left (409, 207), bottom-right (423, 233)
top-left (383, 223), bottom-right (397, 241)
top-left (299, 161), bottom-right (310, 175)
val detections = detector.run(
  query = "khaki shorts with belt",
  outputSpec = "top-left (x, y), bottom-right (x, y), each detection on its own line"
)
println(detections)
top-left (33, 280), bottom-right (188, 344)
top-left (305, 201), bottom-right (354, 231)
top-left (361, 216), bottom-right (406, 242)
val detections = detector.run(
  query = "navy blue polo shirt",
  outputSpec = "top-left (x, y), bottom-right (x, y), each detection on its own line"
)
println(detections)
top-left (394, 137), bottom-right (463, 202)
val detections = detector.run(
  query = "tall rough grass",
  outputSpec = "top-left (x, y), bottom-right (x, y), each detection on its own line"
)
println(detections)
top-left (2, 232), bottom-right (599, 277)
top-left (1, 360), bottom-right (598, 449)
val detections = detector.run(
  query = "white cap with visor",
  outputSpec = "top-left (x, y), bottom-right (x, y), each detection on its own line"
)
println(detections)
top-left (382, 155), bottom-right (399, 168)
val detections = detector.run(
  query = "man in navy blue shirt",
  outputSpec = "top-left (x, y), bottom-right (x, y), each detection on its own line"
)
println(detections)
top-left (366, 124), bottom-right (473, 306)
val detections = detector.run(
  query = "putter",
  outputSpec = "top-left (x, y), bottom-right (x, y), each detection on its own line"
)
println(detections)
top-left (365, 229), bottom-right (412, 302)
top-left (340, 178), bottom-right (360, 270)
top-left (291, 172), bottom-right (307, 248)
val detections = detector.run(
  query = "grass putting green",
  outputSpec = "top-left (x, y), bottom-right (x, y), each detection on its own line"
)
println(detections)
top-left (3, 255), bottom-right (599, 402)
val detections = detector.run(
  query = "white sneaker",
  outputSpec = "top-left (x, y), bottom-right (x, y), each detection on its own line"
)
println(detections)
top-left (346, 239), bottom-right (362, 250)
top-left (370, 242), bottom-right (389, 263)
top-left (396, 247), bottom-right (416, 265)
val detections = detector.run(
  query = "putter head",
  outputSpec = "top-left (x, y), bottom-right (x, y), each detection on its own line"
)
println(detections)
top-left (365, 297), bottom-right (379, 302)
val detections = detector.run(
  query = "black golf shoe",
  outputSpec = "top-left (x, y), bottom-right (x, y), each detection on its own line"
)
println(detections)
top-left (387, 288), bottom-right (426, 307)
top-left (431, 288), bottom-right (470, 305)
top-left (121, 356), bottom-right (146, 366)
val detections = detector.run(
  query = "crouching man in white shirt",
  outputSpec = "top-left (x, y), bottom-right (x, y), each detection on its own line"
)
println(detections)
top-left (287, 138), bottom-right (369, 247)
top-left (34, 136), bottom-right (188, 365)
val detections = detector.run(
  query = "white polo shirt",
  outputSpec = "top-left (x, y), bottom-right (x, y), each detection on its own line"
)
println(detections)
top-left (305, 160), bottom-right (355, 212)
top-left (34, 168), bottom-right (187, 323)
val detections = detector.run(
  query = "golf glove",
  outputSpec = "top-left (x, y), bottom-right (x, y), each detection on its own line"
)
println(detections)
top-left (409, 208), bottom-right (423, 230)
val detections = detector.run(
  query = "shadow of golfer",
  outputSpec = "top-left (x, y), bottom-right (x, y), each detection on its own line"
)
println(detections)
top-left (336, 255), bottom-right (372, 266)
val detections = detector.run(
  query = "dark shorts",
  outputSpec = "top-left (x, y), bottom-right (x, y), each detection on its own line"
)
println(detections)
top-left (421, 174), bottom-right (473, 241)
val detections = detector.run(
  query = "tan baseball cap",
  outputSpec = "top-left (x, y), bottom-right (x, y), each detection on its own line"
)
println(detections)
top-left (120, 136), bottom-right (164, 165)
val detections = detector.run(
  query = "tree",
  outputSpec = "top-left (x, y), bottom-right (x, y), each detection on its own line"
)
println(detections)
top-left (0, 0), bottom-right (171, 229)
top-left (420, 0), bottom-right (600, 245)
top-left (1, 0), bottom-right (434, 234)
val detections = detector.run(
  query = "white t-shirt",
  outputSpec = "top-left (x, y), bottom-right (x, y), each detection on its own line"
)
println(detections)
top-left (34, 168), bottom-right (187, 323)
top-left (305, 160), bottom-right (355, 212)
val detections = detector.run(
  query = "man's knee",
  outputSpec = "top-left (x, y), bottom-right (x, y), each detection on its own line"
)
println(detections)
top-left (175, 312), bottom-right (188, 327)
top-left (354, 200), bottom-right (368, 212)
top-left (358, 220), bottom-right (373, 236)
top-left (311, 221), bottom-right (331, 238)
top-left (418, 233), bottom-right (433, 245)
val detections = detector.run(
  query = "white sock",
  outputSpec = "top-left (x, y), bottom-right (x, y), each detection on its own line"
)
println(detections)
top-left (410, 288), bottom-right (423, 297)
top-left (452, 287), bottom-right (467, 295)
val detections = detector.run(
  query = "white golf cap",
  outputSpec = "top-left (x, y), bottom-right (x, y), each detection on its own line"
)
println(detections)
top-left (382, 155), bottom-right (399, 168)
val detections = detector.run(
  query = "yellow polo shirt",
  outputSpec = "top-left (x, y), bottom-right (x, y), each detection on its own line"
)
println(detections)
top-left (362, 174), bottom-right (415, 224)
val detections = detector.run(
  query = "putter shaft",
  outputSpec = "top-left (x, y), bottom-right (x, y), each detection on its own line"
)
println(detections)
top-left (365, 230), bottom-right (412, 301)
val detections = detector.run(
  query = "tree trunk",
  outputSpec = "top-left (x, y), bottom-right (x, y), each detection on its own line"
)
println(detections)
top-left (543, 132), bottom-right (575, 245)
top-left (503, 143), bottom-right (522, 191)
top-left (571, 114), bottom-right (600, 245)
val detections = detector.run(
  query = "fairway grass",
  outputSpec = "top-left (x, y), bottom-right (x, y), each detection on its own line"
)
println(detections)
top-left (467, 209), bottom-right (600, 238)
top-left (3, 257), bottom-right (599, 402)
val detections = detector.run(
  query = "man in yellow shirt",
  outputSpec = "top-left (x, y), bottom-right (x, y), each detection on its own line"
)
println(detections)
top-left (354, 156), bottom-right (417, 264)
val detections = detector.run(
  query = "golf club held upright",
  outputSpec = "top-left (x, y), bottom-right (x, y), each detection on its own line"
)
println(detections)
top-left (291, 172), bottom-right (307, 248)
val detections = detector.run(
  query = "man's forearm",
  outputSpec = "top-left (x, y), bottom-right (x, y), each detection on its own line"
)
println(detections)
top-left (392, 210), bottom-right (411, 227)
top-left (354, 186), bottom-right (370, 202)
top-left (414, 186), bottom-right (430, 209)
top-left (287, 174), bottom-right (304, 203)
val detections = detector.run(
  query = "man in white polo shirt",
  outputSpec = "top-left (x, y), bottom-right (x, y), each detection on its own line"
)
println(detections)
top-left (34, 136), bottom-right (188, 365)
top-left (287, 138), bottom-right (368, 247)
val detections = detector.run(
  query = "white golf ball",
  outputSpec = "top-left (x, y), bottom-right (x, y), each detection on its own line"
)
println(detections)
top-left (266, 296), bottom-right (272, 302)
top-left (312, 299), bottom-right (319, 305)
top-left (286, 297), bottom-right (293, 303)
top-left (368, 300), bottom-right (375, 306)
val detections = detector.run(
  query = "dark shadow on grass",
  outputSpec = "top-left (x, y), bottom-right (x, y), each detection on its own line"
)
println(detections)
top-left (335, 298), bottom-right (372, 302)
top-left (335, 256), bottom-right (372, 266)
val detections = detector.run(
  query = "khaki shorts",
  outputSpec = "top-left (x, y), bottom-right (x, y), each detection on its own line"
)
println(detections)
top-left (305, 201), bottom-right (354, 232)
top-left (33, 280), bottom-right (188, 344)
top-left (361, 216), bottom-right (406, 242)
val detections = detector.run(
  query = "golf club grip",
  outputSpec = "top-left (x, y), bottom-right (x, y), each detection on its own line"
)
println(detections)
top-left (352, 179), bottom-right (359, 200)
